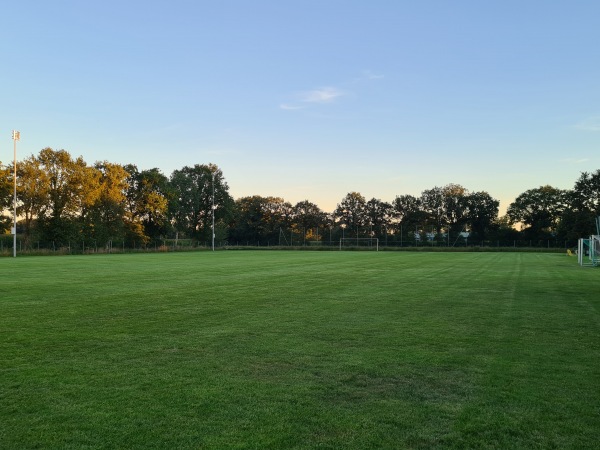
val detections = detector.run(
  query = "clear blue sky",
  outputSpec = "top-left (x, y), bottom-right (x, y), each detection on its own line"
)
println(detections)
top-left (2, 1), bottom-right (599, 213)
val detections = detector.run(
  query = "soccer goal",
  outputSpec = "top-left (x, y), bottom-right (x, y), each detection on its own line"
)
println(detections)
top-left (339, 237), bottom-right (379, 251)
top-left (578, 235), bottom-right (600, 267)
top-left (577, 216), bottom-right (600, 267)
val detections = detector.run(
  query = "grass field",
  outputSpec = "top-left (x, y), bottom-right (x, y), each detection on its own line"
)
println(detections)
top-left (1, 251), bottom-right (599, 449)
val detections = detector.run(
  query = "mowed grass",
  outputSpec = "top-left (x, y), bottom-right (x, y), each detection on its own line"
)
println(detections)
top-left (1, 251), bottom-right (599, 449)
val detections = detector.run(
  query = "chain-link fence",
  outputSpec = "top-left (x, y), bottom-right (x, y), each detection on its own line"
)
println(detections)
top-left (1, 233), bottom-right (573, 256)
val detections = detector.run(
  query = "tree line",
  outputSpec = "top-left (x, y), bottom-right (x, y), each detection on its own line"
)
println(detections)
top-left (1, 147), bottom-right (599, 250)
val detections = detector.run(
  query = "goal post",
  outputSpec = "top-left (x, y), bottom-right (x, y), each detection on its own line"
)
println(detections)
top-left (576, 218), bottom-right (600, 267)
top-left (339, 237), bottom-right (379, 251)
top-left (593, 235), bottom-right (600, 266)
top-left (578, 235), bottom-right (600, 267)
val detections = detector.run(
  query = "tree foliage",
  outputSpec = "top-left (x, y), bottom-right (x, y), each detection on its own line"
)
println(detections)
top-left (334, 192), bottom-right (367, 237)
top-left (464, 191), bottom-right (499, 241)
top-left (4, 145), bottom-right (600, 249)
top-left (571, 170), bottom-right (600, 215)
top-left (291, 200), bottom-right (327, 241)
top-left (0, 162), bottom-right (12, 231)
top-left (392, 195), bottom-right (424, 227)
top-left (85, 162), bottom-right (129, 245)
top-left (11, 155), bottom-right (49, 242)
top-left (506, 185), bottom-right (567, 238)
top-left (125, 165), bottom-right (171, 243)
top-left (557, 170), bottom-right (600, 241)
top-left (365, 198), bottom-right (393, 239)
top-left (170, 164), bottom-right (234, 241)
top-left (229, 196), bottom-right (292, 244)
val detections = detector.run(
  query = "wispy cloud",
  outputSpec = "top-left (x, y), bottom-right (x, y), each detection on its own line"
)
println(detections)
top-left (280, 70), bottom-right (384, 111)
top-left (280, 86), bottom-right (345, 111)
top-left (348, 70), bottom-right (385, 84)
top-left (576, 116), bottom-right (600, 131)
top-left (363, 70), bottom-right (384, 80)
top-left (301, 87), bottom-right (345, 104)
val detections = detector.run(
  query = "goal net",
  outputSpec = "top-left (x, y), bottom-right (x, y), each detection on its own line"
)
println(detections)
top-left (593, 235), bottom-right (600, 266)
top-left (339, 237), bottom-right (379, 251)
top-left (578, 235), bottom-right (600, 267)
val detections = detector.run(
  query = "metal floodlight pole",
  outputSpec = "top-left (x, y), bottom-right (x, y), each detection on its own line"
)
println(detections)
top-left (12, 130), bottom-right (20, 258)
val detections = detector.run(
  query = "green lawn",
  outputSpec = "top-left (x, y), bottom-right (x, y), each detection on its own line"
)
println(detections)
top-left (1, 251), bottom-right (599, 449)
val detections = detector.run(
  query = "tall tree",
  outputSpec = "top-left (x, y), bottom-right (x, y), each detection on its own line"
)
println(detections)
top-left (229, 196), bottom-right (264, 244)
top-left (169, 164), bottom-right (233, 241)
top-left (0, 162), bottom-right (14, 233)
top-left (507, 185), bottom-right (567, 239)
top-left (365, 198), bottom-right (393, 239)
top-left (557, 170), bottom-right (600, 243)
top-left (333, 192), bottom-right (367, 237)
top-left (35, 148), bottom-right (90, 243)
top-left (291, 200), bottom-right (326, 242)
top-left (441, 184), bottom-right (469, 236)
top-left (125, 165), bottom-right (171, 243)
top-left (571, 169), bottom-right (600, 215)
top-left (391, 194), bottom-right (426, 243)
top-left (85, 162), bottom-right (129, 246)
top-left (11, 156), bottom-right (49, 244)
top-left (464, 191), bottom-right (499, 241)
top-left (420, 184), bottom-right (470, 236)
top-left (392, 194), bottom-right (423, 225)
top-left (229, 196), bottom-right (292, 245)
top-left (419, 186), bottom-right (446, 236)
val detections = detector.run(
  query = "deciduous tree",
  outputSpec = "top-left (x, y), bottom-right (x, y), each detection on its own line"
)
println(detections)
top-left (365, 198), bottom-right (393, 239)
top-left (292, 200), bottom-right (326, 242)
top-left (441, 184), bottom-right (469, 236)
top-left (391, 194), bottom-right (426, 243)
top-left (557, 170), bottom-right (600, 242)
top-left (229, 196), bottom-right (292, 245)
top-left (507, 185), bottom-right (567, 239)
top-left (464, 191), bottom-right (499, 241)
top-left (420, 186), bottom-right (445, 234)
top-left (0, 162), bottom-right (14, 233)
top-left (334, 192), bottom-right (367, 237)
top-left (33, 148), bottom-right (90, 244)
top-left (125, 165), bottom-right (171, 243)
top-left (84, 162), bottom-right (129, 246)
top-left (170, 164), bottom-right (233, 241)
